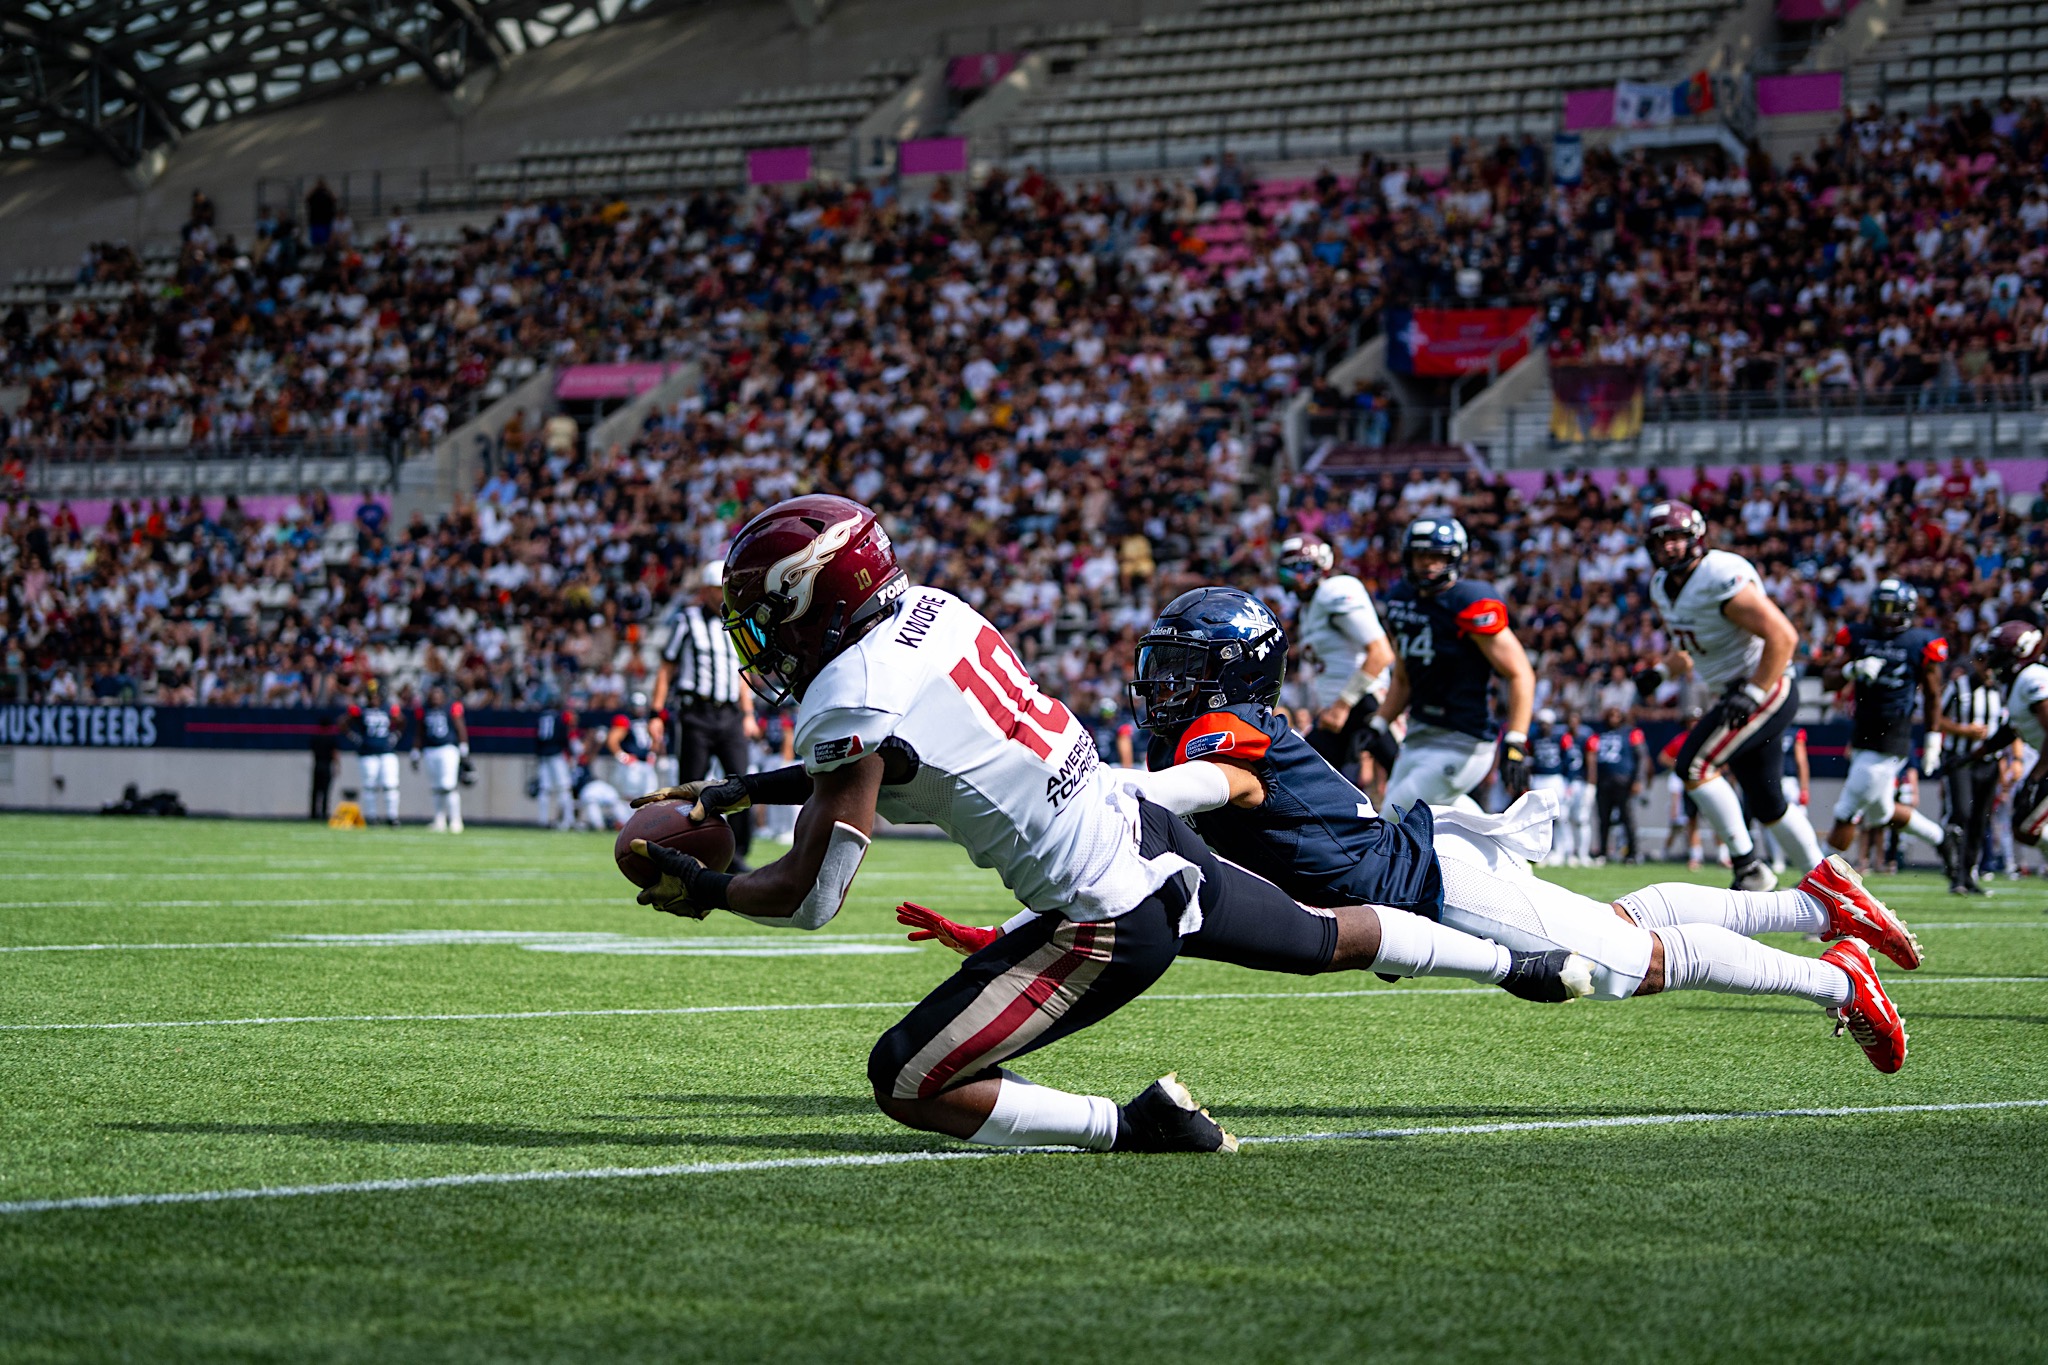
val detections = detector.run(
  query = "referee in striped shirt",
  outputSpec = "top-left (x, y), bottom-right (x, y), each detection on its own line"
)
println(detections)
top-left (652, 561), bottom-right (759, 865)
top-left (1933, 643), bottom-right (2008, 896)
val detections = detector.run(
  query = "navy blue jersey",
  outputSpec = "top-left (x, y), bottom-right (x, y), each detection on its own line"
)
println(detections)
top-left (610, 713), bottom-right (655, 759)
top-left (1561, 728), bottom-right (1586, 781)
top-left (416, 703), bottom-right (462, 748)
top-left (534, 708), bottom-right (576, 757)
top-left (1146, 702), bottom-right (1443, 919)
top-left (1380, 577), bottom-right (1510, 741)
top-left (1593, 723), bottom-right (1645, 779)
top-left (1093, 710), bottom-right (1139, 765)
top-left (1837, 623), bottom-right (1947, 757)
top-left (1530, 723), bottom-right (1567, 776)
top-left (347, 703), bottom-right (403, 755)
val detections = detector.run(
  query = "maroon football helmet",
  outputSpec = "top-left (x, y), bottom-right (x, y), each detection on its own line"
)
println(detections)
top-left (1643, 500), bottom-right (1708, 573)
top-left (1980, 620), bottom-right (2045, 683)
top-left (721, 495), bottom-right (908, 704)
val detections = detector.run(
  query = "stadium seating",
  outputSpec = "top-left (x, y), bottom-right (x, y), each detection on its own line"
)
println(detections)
top-left (995, 0), bottom-right (1736, 171)
top-left (463, 67), bottom-right (915, 203)
top-left (1849, 0), bottom-right (2048, 110)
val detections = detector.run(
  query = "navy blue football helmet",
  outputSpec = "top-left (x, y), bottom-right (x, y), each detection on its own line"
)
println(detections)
top-left (1870, 578), bottom-right (1918, 635)
top-left (1402, 517), bottom-right (1470, 596)
top-left (1130, 588), bottom-right (1287, 731)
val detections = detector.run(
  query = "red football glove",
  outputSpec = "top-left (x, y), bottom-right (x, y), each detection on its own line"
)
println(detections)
top-left (896, 902), bottom-right (1001, 956)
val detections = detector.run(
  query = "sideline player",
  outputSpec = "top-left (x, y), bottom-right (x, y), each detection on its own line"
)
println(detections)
top-left (606, 693), bottom-right (662, 802)
top-left (1277, 533), bottom-right (1396, 778)
top-left (1819, 579), bottom-right (1964, 878)
top-left (1372, 518), bottom-right (1534, 813)
top-left (1108, 588), bottom-right (1913, 1071)
top-left (534, 703), bottom-right (577, 830)
top-left (1526, 709), bottom-right (1574, 866)
top-left (344, 680), bottom-right (404, 827)
top-left (1637, 501), bottom-right (1826, 890)
top-left (411, 685), bottom-right (469, 833)
top-left (623, 495), bottom-right (1580, 1156)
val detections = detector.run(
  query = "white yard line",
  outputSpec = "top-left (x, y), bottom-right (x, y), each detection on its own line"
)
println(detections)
top-left (0, 987), bottom-right (1499, 1032)
top-left (3, 1098), bottom-right (2042, 1217)
top-left (3, 976), bottom-right (2033, 1033)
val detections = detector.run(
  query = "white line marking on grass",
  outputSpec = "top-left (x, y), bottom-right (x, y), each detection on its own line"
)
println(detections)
top-left (0, 986), bottom-right (1501, 1032)
top-left (4, 1099), bottom-right (2042, 1217)
top-left (3, 974), bottom-right (2036, 1033)
top-left (1239, 1098), bottom-right (2048, 1146)
top-left (0, 930), bottom-right (917, 955)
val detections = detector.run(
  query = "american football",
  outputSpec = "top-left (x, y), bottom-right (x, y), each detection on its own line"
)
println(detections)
top-left (614, 800), bottom-right (735, 886)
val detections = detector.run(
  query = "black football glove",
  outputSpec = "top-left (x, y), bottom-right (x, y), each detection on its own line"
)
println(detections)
top-left (1632, 666), bottom-right (1666, 701)
top-left (1362, 714), bottom-right (1401, 771)
top-left (631, 839), bottom-right (721, 919)
top-left (1718, 680), bottom-right (1767, 726)
top-left (629, 776), bottom-right (750, 818)
top-left (1499, 734), bottom-right (1531, 799)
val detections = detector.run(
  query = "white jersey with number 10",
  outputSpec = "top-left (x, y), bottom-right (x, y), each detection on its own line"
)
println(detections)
top-left (1650, 549), bottom-right (1767, 691)
top-left (794, 587), bottom-right (1197, 924)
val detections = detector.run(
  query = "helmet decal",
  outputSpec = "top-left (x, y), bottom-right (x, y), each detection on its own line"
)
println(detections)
top-left (765, 514), bottom-right (861, 621)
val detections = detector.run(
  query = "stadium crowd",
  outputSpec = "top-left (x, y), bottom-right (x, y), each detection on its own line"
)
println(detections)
top-left (8, 101), bottom-right (2048, 729)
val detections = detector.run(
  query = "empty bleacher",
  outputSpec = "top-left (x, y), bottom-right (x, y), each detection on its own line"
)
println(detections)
top-left (1849, 0), bottom-right (2048, 111)
top-left (461, 67), bottom-right (914, 204)
top-left (993, 0), bottom-right (1738, 173)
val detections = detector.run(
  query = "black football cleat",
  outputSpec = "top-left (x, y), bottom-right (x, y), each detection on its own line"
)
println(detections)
top-left (1730, 852), bottom-right (1776, 892)
top-left (1499, 949), bottom-right (1596, 1004)
top-left (1113, 1074), bottom-right (1238, 1153)
top-left (1939, 824), bottom-right (1967, 888)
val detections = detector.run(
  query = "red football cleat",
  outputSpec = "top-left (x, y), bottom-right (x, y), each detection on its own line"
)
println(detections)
top-left (1799, 855), bottom-right (1923, 970)
top-left (1821, 938), bottom-right (1908, 1074)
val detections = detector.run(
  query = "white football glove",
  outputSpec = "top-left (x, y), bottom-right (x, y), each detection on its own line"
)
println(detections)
top-left (1844, 657), bottom-right (1885, 684)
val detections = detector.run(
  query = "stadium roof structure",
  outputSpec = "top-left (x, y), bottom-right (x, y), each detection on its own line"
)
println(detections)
top-left (1, 0), bottom-right (678, 170)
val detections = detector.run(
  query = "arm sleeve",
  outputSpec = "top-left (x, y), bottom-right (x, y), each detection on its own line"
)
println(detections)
top-left (1117, 760), bottom-right (1233, 815)
top-left (738, 764), bottom-right (816, 805)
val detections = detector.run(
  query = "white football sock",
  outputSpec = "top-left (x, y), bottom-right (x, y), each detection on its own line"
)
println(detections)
top-left (384, 790), bottom-right (400, 822)
top-left (1901, 808), bottom-right (1946, 848)
top-left (1617, 883), bottom-right (1828, 937)
top-left (1688, 777), bottom-right (1754, 858)
top-left (446, 791), bottom-right (462, 827)
top-left (1767, 805), bottom-right (1826, 870)
top-left (1370, 906), bottom-right (1511, 984)
top-left (1651, 924), bottom-right (1851, 1007)
top-left (967, 1074), bottom-right (1120, 1151)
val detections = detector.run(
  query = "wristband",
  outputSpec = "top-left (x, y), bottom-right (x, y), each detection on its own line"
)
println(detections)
top-left (1740, 683), bottom-right (1768, 707)
top-left (1504, 730), bottom-right (1527, 746)
top-left (690, 868), bottom-right (736, 911)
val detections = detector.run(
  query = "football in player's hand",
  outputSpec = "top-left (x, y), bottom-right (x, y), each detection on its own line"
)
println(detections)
top-left (614, 800), bottom-right (735, 888)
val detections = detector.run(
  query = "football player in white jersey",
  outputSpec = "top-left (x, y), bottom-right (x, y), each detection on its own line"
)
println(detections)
top-left (1277, 534), bottom-right (1397, 778)
top-left (625, 496), bottom-right (1585, 1156)
top-left (1637, 501), bottom-right (1827, 890)
top-left (1979, 621), bottom-right (2048, 846)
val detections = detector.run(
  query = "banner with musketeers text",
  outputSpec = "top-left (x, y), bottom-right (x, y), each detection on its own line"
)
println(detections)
top-left (1549, 364), bottom-right (1645, 442)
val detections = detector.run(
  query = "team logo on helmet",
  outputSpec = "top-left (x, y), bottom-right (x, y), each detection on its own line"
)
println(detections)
top-left (763, 515), bottom-right (861, 622)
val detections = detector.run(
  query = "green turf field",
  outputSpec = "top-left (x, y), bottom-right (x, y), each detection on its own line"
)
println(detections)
top-left (2, 813), bottom-right (2045, 1362)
